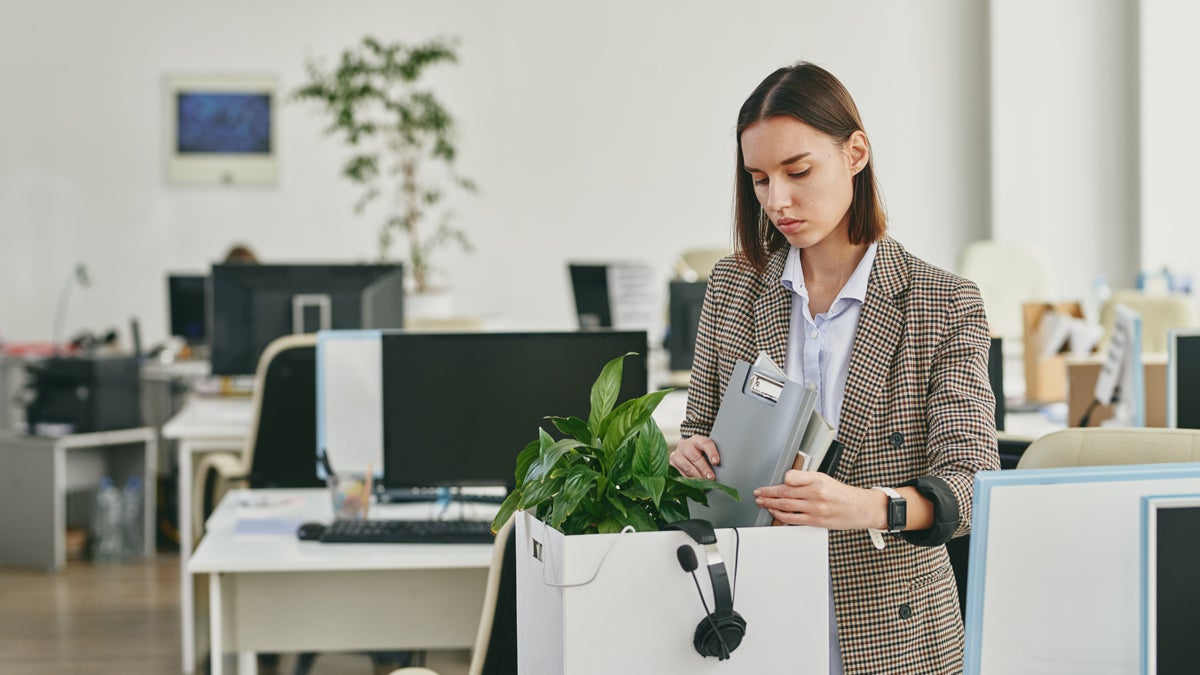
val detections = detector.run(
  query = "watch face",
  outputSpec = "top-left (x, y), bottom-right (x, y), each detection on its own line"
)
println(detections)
top-left (888, 498), bottom-right (907, 531)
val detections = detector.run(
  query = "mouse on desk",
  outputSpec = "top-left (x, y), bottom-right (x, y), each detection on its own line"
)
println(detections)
top-left (296, 522), bottom-right (327, 541)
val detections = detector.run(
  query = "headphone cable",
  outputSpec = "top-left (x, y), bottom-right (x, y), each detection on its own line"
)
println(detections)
top-left (689, 569), bottom-right (732, 660)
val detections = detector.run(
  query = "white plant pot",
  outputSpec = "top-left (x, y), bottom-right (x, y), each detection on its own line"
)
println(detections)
top-left (405, 289), bottom-right (455, 322)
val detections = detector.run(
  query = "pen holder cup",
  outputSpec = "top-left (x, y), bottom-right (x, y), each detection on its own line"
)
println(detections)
top-left (327, 472), bottom-right (371, 521)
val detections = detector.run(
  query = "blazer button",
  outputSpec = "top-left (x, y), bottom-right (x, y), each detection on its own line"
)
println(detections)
top-left (890, 432), bottom-right (904, 448)
top-left (899, 603), bottom-right (913, 619)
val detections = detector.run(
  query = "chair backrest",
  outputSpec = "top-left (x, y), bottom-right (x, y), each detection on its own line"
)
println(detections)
top-left (673, 247), bottom-right (729, 282)
top-left (957, 240), bottom-right (1054, 342)
top-left (1015, 427), bottom-right (1200, 470)
top-left (1097, 290), bottom-right (1198, 354)
top-left (471, 515), bottom-right (517, 675)
top-left (243, 333), bottom-right (323, 489)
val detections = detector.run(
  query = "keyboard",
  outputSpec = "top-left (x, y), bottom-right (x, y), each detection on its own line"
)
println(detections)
top-left (319, 518), bottom-right (495, 544)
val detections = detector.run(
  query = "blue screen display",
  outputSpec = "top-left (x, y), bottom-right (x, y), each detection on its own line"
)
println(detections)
top-left (176, 92), bottom-right (271, 154)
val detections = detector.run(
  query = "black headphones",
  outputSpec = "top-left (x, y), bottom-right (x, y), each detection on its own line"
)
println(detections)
top-left (665, 519), bottom-right (747, 660)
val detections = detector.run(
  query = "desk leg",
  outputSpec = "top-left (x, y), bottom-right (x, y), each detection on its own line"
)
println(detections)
top-left (208, 573), bottom-right (223, 675)
top-left (180, 440), bottom-right (195, 674)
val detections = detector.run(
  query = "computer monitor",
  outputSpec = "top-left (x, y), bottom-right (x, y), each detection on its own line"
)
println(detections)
top-left (1142, 494), bottom-right (1200, 675)
top-left (665, 280), bottom-right (707, 372)
top-left (1167, 328), bottom-right (1200, 429)
top-left (568, 262), bottom-right (657, 331)
top-left (1094, 304), bottom-right (1144, 427)
top-left (209, 263), bottom-right (405, 375)
top-left (569, 264), bottom-right (611, 329)
top-left (988, 337), bottom-right (1005, 431)
top-left (168, 274), bottom-right (208, 345)
top-left (380, 330), bottom-right (648, 489)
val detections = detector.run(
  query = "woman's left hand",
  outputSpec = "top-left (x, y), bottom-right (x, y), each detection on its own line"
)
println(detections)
top-left (754, 470), bottom-right (885, 530)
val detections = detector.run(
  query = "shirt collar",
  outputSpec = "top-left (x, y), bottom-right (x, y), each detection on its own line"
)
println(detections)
top-left (779, 241), bottom-right (878, 305)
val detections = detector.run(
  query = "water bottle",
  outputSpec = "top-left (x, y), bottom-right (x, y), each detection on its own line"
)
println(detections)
top-left (91, 476), bottom-right (124, 562)
top-left (122, 476), bottom-right (144, 559)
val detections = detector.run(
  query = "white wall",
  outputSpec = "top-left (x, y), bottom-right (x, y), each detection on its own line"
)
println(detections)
top-left (0, 0), bottom-right (988, 346)
top-left (989, 0), bottom-right (1140, 303)
top-left (1140, 0), bottom-right (1200, 287)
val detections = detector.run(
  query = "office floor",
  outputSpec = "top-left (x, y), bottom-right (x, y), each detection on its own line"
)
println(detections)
top-left (0, 555), bottom-right (471, 675)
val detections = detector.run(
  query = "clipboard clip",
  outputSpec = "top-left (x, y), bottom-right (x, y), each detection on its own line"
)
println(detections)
top-left (747, 371), bottom-right (783, 402)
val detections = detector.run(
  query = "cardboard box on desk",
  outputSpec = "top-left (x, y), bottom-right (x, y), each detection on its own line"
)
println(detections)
top-left (1066, 355), bottom-right (1167, 427)
top-left (1023, 302), bottom-right (1085, 403)
top-left (515, 511), bottom-right (829, 675)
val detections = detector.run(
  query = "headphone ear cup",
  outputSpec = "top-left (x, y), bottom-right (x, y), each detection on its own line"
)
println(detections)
top-left (692, 610), bottom-right (747, 659)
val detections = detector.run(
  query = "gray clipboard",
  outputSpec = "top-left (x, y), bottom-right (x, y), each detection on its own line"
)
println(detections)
top-left (691, 359), bottom-right (817, 527)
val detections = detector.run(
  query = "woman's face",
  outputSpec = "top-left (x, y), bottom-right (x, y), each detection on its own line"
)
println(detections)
top-left (740, 116), bottom-right (868, 251)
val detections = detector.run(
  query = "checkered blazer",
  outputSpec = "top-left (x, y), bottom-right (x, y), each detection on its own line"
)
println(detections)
top-left (680, 236), bottom-right (999, 674)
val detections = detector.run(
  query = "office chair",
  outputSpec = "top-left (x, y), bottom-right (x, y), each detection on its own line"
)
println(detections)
top-left (673, 247), bottom-right (730, 282)
top-left (388, 515), bottom-right (518, 675)
top-left (1096, 290), bottom-right (1198, 354)
top-left (1015, 426), bottom-right (1200, 469)
top-left (193, 333), bottom-right (323, 537)
top-left (957, 240), bottom-right (1054, 345)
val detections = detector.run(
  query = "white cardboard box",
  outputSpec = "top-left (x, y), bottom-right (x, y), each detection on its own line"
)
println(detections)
top-left (516, 511), bottom-right (830, 674)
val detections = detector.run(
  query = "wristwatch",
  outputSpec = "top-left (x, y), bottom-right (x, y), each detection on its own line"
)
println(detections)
top-left (867, 486), bottom-right (906, 550)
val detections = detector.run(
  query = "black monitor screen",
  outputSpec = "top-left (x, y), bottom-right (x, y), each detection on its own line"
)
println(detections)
top-left (989, 337), bottom-right (1005, 431)
top-left (569, 264), bottom-right (611, 329)
top-left (1154, 504), bottom-right (1200, 675)
top-left (168, 274), bottom-right (207, 344)
top-left (1172, 333), bottom-right (1200, 429)
top-left (381, 330), bottom-right (649, 488)
top-left (666, 280), bottom-right (707, 372)
top-left (209, 264), bottom-right (404, 375)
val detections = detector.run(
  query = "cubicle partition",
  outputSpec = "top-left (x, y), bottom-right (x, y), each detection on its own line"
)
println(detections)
top-left (964, 463), bottom-right (1200, 675)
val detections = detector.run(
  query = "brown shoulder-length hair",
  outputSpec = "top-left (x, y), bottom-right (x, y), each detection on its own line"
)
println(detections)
top-left (734, 62), bottom-right (887, 272)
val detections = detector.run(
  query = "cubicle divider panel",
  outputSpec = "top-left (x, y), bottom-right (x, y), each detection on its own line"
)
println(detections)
top-left (964, 464), bottom-right (1200, 675)
top-left (316, 330), bottom-right (384, 479)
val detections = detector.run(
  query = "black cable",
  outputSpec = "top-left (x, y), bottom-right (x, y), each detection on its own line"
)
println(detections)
top-left (731, 526), bottom-right (741, 604)
top-left (689, 570), bottom-right (732, 659)
top-left (1080, 393), bottom-right (1099, 425)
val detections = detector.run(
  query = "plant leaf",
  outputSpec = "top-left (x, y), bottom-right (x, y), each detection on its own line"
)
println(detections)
top-left (587, 353), bottom-right (632, 436)
top-left (511, 440), bottom-right (539, 489)
top-left (548, 415), bottom-right (592, 445)
top-left (674, 476), bottom-right (740, 501)
top-left (491, 489), bottom-right (521, 533)
top-left (549, 464), bottom-right (600, 529)
top-left (634, 475), bottom-right (666, 508)
top-left (600, 389), bottom-right (671, 456)
top-left (631, 418), bottom-right (669, 479)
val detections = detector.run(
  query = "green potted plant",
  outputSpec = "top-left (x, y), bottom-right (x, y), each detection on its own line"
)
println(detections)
top-left (491, 353), bottom-right (738, 535)
top-left (292, 35), bottom-right (477, 301)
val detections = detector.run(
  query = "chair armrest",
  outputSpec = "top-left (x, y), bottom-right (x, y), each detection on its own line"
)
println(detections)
top-left (192, 451), bottom-right (249, 539)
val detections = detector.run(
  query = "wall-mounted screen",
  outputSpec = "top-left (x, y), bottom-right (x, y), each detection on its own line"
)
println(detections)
top-left (164, 74), bottom-right (278, 185)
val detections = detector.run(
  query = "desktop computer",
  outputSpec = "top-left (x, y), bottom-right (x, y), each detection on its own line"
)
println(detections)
top-left (1167, 328), bottom-right (1200, 429)
top-left (167, 274), bottom-right (207, 346)
top-left (209, 263), bottom-right (405, 375)
top-left (665, 280), bottom-right (707, 372)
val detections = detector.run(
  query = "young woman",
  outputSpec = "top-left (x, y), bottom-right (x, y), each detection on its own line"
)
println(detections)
top-left (668, 62), bottom-right (999, 674)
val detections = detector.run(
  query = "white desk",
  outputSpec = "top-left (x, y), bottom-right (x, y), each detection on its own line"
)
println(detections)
top-left (189, 488), bottom-right (493, 675)
top-left (163, 396), bottom-right (254, 674)
top-left (0, 426), bottom-right (157, 571)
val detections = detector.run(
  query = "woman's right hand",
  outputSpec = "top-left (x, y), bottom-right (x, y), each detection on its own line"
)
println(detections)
top-left (669, 435), bottom-right (721, 480)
